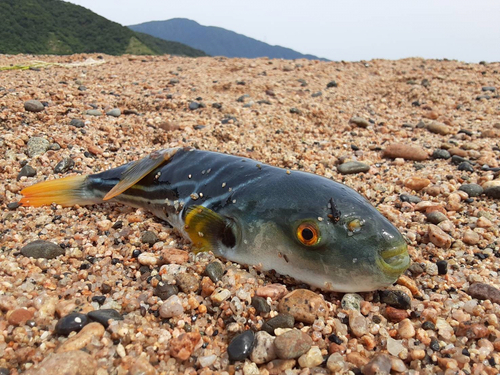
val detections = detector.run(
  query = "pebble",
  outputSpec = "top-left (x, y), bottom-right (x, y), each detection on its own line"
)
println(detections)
top-left (27, 137), bottom-right (50, 157)
top-left (159, 248), bottom-right (189, 264)
top-left (326, 80), bottom-right (338, 88)
top-left (23, 350), bottom-right (97, 375)
top-left (274, 329), bottom-right (313, 359)
top-left (129, 357), bottom-right (158, 375)
top-left (106, 108), bottom-right (121, 117)
top-left (141, 231), bottom-right (158, 246)
top-left (311, 91), bottom-right (322, 97)
top-left (427, 122), bottom-right (452, 135)
top-left (459, 183), bottom-right (483, 197)
top-left (250, 331), bottom-right (276, 364)
top-left (198, 354), bottom-right (217, 368)
top-left (468, 283), bottom-right (500, 304)
top-left (386, 337), bottom-right (404, 357)
top-left (154, 283), bottom-right (179, 300)
top-left (436, 260), bottom-right (448, 275)
top-left (326, 353), bottom-right (347, 372)
top-left (451, 154), bottom-right (468, 164)
top-left (341, 293), bottom-right (363, 311)
top-left (170, 332), bottom-right (201, 361)
top-left (227, 330), bottom-right (255, 362)
top-left (251, 296), bottom-right (270, 314)
top-left (390, 357), bottom-right (407, 373)
top-left (346, 352), bottom-right (369, 368)
top-left (425, 262), bottom-right (439, 276)
top-left (399, 194), bottom-right (421, 203)
top-left (56, 322), bottom-right (105, 353)
top-left (404, 177), bottom-right (430, 191)
top-left (382, 143), bottom-right (428, 161)
top-left (484, 185), bottom-right (500, 198)
top-left (24, 100), bottom-right (45, 112)
top-left (337, 161), bottom-right (370, 174)
top-left (426, 211), bottom-right (447, 224)
top-left (463, 230), bottom-right (480, 245)
top-left (349, 310), bottom-right (368, 337)
top-left (482, 86), bottom-right (496, 92)
top-left (17, 164), bottom-right (36, 180)
top-left (54, 157), bottom-right (75, 173)
top-left (432, 149), bottom-right (451, 159)
top-left (176, 273), bottom-right (200, 293)
top-left (385, 306), bottom-right (410, 322)
top-left (85, 109), bottom-right (102, 116)
top-left (349, 116), bottom-right (370, 128)
top-left (256, 284), bottom-right (287, 300)
top-left (21, 240), bottom-right (65, 259)
top-left (428, 224), bottom-right (452, 249)
top-left (298, 346), bottom-right (323, 368)
top-left (242, 362), bottom-right (259, 375)
top-left (278, 289), bottom-right (328, 324)
top-left (262, 313), bottom-right (295, 335)
top-left (362, 353), bottom-right (392, 375)
top-left (55, 313), bottom-right (89, 336)
top-left (87, 309), bottom-right (123, 328)
top-left (159, 295), bottom-right (184, 318)
top-left (397, 318), bottom-right (416, 339)
top-left (266, 359), bottom-right (296, 375)
top-left (69, 118), bottom-right (85, 128)
top-left (137, 252), bottom-right (158, 266)
top-left (205, 261), bottom-right (224, 282)
top-left (211, 288), bottom-right (231, 304)
top-left (379, 290), bottom-right (411, 310)
top-left (7, 308), bottom-right (34, 326)
top-left (458, 161), bottom-right (474, 172)
top-left (189, 101), bottom-right (200, 110)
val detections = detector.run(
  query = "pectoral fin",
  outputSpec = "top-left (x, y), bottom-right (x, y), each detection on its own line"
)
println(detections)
top-left (184, 205), bottom-right (236, 253)
top-left (103, 149), bottom-right (178, 200)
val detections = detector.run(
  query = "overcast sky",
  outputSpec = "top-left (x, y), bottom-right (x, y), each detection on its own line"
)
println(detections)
top-left (67, 0), bottom-right (500, 63)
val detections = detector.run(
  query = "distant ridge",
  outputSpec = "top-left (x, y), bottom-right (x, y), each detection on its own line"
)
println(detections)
top-left (0, 0), bottom-right (207, 57)
top-left (129, 18), bottom-right (328, 61)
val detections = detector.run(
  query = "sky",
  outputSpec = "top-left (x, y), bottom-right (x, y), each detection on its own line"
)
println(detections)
top-left (66, 0), bottom-right (500, 63)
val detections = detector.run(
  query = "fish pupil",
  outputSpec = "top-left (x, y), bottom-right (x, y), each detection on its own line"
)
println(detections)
top-left (221, 224), bottom-right (236, 248)
top-left (302, 228), bottom-right (314, 241)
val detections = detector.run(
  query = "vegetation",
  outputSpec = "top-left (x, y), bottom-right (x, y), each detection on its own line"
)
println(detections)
top-left (0, 0), bottom-right (208, 57)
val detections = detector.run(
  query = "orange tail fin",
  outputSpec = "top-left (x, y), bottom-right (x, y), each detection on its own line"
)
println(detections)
top-left (20, 175), bottom-right (93, 207)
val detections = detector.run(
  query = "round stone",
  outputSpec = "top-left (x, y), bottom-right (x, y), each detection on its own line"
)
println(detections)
top-left (17, 165), bottom-right (36, 181)
top-left (87, 309), bottom-right (123, 328)
top-left (189, 102), bottom-right (200, 110)
top-left (154, 283), bottom-right (179, 300)
top-left (205, 261), bottom-right (224, 283)
top-left (106, 108), bottom-right (121, 117)
top-left (274, 329), bottom-right (313, 359)
top-left (24, 100), bottom-right (44, 112)
top-left (70, 118), bottom-right (85, 128)
top-left (227, 330), bottom-right (255, 362)
top-left (484, 186), bottom-right (500, 199)
top-left (459, 184), bottom-right (483, 197)
top-left (251, 296), bottom-right (271, 314)
top-left (399, 194), bottom-right (421, 203)
top-left (349, 117), bottom-right (369, 128)
top-left (141, 231), bottom-right (158, 246)
top-left (55, 313), bottom-right (89, 336)
top-left (176, 273), bottom-right (200, 294)
top-left (425, 211), bottom-right (447, 224)
top-left (159, 295), bottom-right (184, 318)
top-left (21, 240), bottom-right (65, 259)
top-left (27, 137), bottom-right (50, 157)
top-left (54, 157), bottom-right (75, 173)
top-left (341, 293), bottom-right (363, 311)
top-left (468, 283), bottom-right (500, 304)
top-left (278, 289), bottom-right (328, 324)
top-left (458, 161), bottom-right (474, 172)
top-left (85, 109), bottom-right (102, 116)
top-left (379, 290), bottom-right (411, 310)
top-left (262, 313), bottom-right (295, 335)
top-left (250, 331), bottom-right (276, 364)
top-left (337, 161), bottom-right (370, 175)
top-left (436, 260), bottom-right (448, 275)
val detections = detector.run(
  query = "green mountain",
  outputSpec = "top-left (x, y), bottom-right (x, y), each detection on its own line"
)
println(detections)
top-left (129, 18), bottom-right (328, 61)
top-left (0, 0), bottom-right (207, 57)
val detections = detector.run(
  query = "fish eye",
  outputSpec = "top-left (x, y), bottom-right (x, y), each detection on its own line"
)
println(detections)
top-left (296, 222), bottom-right (320, 246)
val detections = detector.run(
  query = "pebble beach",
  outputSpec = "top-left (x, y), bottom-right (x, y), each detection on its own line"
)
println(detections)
top-left (1, 54), bottom-right (500, 375)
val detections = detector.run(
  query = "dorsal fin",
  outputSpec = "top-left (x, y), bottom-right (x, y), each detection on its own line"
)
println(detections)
top-left (103, 149), bottom-right (178, 201)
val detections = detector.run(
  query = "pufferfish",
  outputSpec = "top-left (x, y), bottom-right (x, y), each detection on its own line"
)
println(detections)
top-left (20, 148), bottom-right (410, 292)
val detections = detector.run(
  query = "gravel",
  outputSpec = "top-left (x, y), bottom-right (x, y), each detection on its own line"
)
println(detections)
top-left (2, 54), bottom-right (500, 374)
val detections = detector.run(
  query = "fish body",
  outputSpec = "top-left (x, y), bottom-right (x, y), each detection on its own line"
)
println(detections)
top-left (20, 148), bottom-right (410, 292)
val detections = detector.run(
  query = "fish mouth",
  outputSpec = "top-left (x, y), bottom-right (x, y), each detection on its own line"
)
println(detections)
top-left (378, 242), bottom-right (410, 277)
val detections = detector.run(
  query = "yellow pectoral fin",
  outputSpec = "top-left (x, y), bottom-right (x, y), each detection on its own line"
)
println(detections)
top-left (103, 148), bottom-right (178, 200)
top-left (184, 205), bottom-right (232, 253)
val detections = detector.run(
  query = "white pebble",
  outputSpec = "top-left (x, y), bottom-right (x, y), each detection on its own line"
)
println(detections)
top-left (198, 354), bottom-right (217, 368)
top-left (298, 346), bottom-right (323, 368)
top-left (159, 295), bottom-right (184, 318)
top-left (137, 252), bottom-right (158, 266)
top-left (242, 361), bottom-right (260, 375)
top-left (387, 337), bottom-right (404, 356)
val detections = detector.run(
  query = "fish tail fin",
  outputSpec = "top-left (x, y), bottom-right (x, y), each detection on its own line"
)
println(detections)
top-left (20, 175), bottom-right (97, 207)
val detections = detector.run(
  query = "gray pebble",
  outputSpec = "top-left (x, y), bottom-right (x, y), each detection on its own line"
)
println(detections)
top-left (87, 309), bottom-right (123, 328)
top-left (175, 273), bottom-right (200, 294)
top-left (482, 86), bottom-right (496, 92)
top-left (54, 158), bottom-right (75, 173)
top-left (70, 119), bottom-right (85, 128)
top-left (459, 184), bottom-right (483, 197)
top-left (237, 94), bottom-right (250, 103)
top-left (426, 263), bottom-right (439, 276)
top-left (106, 108), bottom-right (121, 117)
top-left (468, 283), bottom-right (500, 304)
top-left (341, 293), bottom-right (364, 311)
top-left (49, 143), bottom-right (61, 151)
top-left (17, 165), bottom-right (36, 181)
top-left (205, 261), bottom-right (224, 283)
top-left (21, 240), bottom-right (65, 259)
top-left (451, 155), bottom-right (468, 165)
top-left (262, 313), bottom-right (295, 335)
top-left (77, 85), bottom-right (87, 91)
top-left (7, 202), bottom-right (20, 210)
top-left (337, 161), bottom-right (370, 175)
top-left (484, 186), bottom-right (500, 199)
top-left (85, 109), bottom-right (102, 116)
top-left (251, 296), bottom-right (270, 314)
top-left (141, 231), bottom-right (158, 246)
top-left (228, 330), bottom-right (255, 362)
top-left (399, 194), bottom-right (422, 204)
top-left (379, 290), bottom-right (411, 310)
top-left (458, 161), bottom-right (474, 172)
top-left (24, 100), bottom-right (44, 112)
top-left (326, 81), bottom-right (338, 88)
top-left (27, 137), bottom-right (50, 157)
top-left (432, 149), bottom-right (451, 159)
top-left (311, 91), bottom-right (322, 98)
top-left (189, 101), bottom-right (200, 110)
top-left (425, 211), bottom-right (447, 224)
top-left (289, 107), bottom-right (302, 115)
top-left (169, 78), bottom-right (179, 84)
top-left (408, 263), bottom-right (424, 275)
top-left (349, 116), bottom-right (370, 128)
top-left (363, 353), bottom-right (392, 375)
top-left (154, 283), bottom-right (179, 300)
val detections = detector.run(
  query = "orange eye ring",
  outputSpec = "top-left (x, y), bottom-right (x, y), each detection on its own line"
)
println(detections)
top-left (296, 222), bottom-right (320, 246)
